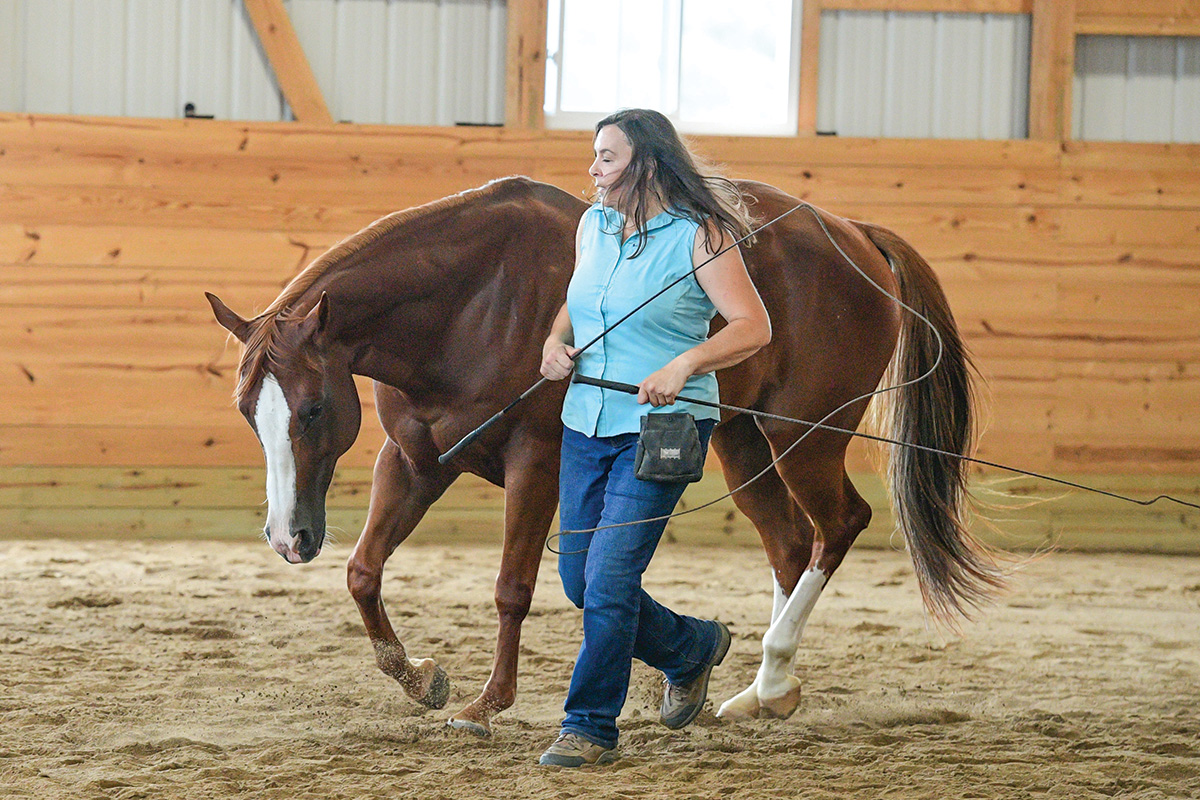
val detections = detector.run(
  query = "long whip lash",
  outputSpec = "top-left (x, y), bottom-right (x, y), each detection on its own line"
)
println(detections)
top-left (437, 201), bottom-right (1198, 553)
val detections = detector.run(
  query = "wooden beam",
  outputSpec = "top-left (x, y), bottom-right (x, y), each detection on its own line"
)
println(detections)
top-left (821, 0), bottom-right (1033, 11)
top-left (243, 0), bottom-right (332, 124)
top-left (1075, 0), bottom-right (1200, 19)
top-left (5, 466), bottom-right (1196, 550)
top-left (505, 0), bottom-right (547, 129)
top-left (797, 0), bottom-right (823, 135)
top-left (1076, 16), bottom-right (1200, 35)
top-left (1028, 0), bottom-right (1076, 141)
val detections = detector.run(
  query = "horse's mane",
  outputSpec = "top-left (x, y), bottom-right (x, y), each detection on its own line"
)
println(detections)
top-left (235, 178), bottom-right (521, 405)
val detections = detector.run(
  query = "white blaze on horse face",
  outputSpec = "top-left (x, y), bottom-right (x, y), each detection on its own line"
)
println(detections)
top-left (256, 374), bottom-right (297, 557)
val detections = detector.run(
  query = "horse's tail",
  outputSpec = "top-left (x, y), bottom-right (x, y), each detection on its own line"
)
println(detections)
top-left (857, 221), bottom-right (1006, 624)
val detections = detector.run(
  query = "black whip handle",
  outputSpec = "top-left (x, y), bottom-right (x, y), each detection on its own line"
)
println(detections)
top-left (437, 377), bottom-right (551, 464)
top-left (570, 373), bottom-right (721, 412)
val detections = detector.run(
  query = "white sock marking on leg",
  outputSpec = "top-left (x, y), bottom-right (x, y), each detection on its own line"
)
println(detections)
top-left (771, 574), bottom-right (788, 624)
top-left (718, 571), bottom-right (814, 718)
top-left (756, 568), bottom-right (827, 699)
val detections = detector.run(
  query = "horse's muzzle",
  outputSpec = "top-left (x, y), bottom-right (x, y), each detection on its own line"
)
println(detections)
top-left (274, 528), bottom-right (324, 563)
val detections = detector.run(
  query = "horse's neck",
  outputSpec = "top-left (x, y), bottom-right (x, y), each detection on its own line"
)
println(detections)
top-left (312, 223), bottom-right (503, 391)
top-left (300, 185), bottom-right (581, 406)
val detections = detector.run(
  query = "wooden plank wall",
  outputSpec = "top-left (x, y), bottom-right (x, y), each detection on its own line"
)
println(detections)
top-left (1076, 0), bottom-right (1200, 35)
top-left (1, 114), bottom-right (1197, 550)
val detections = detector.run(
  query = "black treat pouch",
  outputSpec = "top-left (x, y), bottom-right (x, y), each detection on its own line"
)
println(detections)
top-left (634, 412), bottom-right (704, 483)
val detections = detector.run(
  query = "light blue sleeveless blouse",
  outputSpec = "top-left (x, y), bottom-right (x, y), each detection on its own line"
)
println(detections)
top-left (562, 203), bottom-right (721, 437)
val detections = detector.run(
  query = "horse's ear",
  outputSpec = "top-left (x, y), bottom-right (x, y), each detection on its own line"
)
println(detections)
top-left (206, 292), bottom-right (253, 343)
top-left (299, 292), bottom-right (330, 342)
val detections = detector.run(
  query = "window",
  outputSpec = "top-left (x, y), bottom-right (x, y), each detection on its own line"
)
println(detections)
top-left (544, 0), bottom-right (802, 135)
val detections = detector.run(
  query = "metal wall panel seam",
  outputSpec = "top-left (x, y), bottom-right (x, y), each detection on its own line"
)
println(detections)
top-left (0, 0), bottom-right (27, 110)
top-left (1172, 39), bottom-right (1200, 142)
top-left (486, 0), bottom-right (505, 123)
top-left (24, 0), bottom-right (73, 114)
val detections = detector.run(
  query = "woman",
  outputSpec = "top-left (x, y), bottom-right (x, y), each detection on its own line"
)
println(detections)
top-left (538, 109), bottom-right (772, 767)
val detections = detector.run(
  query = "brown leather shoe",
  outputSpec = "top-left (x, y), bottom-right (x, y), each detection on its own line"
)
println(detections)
top-left (660, 620), bottom-right (731, 730)
top-left (538, 732), bottom-right (619, 767)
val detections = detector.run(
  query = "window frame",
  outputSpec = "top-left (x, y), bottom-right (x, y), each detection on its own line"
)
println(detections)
top-left (542, 0), bottom-right (805, 136)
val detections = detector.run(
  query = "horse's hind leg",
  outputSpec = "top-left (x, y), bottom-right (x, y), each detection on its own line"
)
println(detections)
top-left (738, 430), bottom-right (873, 720)
top-left (708, 415), bottom-right (816, 720)
top-left (347, 438), bottom-right (458, 708)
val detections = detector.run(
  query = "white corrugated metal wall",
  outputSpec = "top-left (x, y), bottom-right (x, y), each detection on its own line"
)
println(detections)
top-left (0, 0), bottom-right (506, 125)
top-left (288, 0), bottom-right (505, 125)
top-left (816, 10), bottom-right (1031, 139)
top-left (1074, 35), bottom-right (1200, 143)
top-left (1, 1), bottom-right (1198, 141)
top-left (0, 0), bottom-right (286, 120)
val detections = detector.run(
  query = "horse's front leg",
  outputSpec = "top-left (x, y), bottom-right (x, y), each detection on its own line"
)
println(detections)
top-left (347, 439), bottom-right (458, 708)
top-left (448, 449), bottom-right (558, 737)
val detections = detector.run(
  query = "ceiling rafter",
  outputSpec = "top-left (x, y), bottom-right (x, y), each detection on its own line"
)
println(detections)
top-left (244, 0), bottom-right (333, 124)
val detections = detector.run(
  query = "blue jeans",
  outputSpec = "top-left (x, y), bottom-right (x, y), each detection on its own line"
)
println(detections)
top-left (555, 420), bottom-right (720, 749)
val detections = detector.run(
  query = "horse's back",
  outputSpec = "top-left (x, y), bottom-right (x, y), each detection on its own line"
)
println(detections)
top-left (484, 175), bottom-right (588, 229)
top-left (721, 181), bottom-right (902, 418)
top-left (460, 177), bottom-right (903, 431)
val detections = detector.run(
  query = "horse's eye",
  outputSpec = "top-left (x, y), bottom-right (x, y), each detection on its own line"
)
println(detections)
top-left (298, 404), bottom-right (323, 434)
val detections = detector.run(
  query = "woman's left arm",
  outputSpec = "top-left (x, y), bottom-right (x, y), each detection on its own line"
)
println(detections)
top-left (638, 223), bottom-right (772, 407)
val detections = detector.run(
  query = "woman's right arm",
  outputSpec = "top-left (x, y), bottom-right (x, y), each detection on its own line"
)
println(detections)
top-left (540, 302), bottom-right (577, 380)
top-left (540, 215), bottom-right (586, 381)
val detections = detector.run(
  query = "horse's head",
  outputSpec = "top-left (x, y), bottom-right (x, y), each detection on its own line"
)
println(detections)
top-left (206, 292), bottom-right (362, 564)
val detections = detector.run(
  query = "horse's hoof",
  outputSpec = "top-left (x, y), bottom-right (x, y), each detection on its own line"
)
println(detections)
top-left (716, 702), bottom-right (759, 720)
top-left (717, 686), bottom-right (762, 720)
top-left (758, 678), bottom-right (802, 720)
top-left (447, 716), bottom-right (491, 737)
top-left (418, 664), bottom-right (451, 709)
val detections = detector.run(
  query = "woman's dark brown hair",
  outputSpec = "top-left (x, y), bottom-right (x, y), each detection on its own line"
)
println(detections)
top-left (594, 108), bottom-right (755, 258)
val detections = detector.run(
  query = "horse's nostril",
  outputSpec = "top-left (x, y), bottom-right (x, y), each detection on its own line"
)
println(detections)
top-left (294, 528), bottom-right (322, 560)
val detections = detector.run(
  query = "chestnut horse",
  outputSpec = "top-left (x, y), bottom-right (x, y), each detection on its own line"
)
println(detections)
top-left (207, 176), bottom-right (1000, 735)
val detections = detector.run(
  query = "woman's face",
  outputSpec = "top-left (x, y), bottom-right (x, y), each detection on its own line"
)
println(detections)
top-left (590, 125), bottom-right (633, 206)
